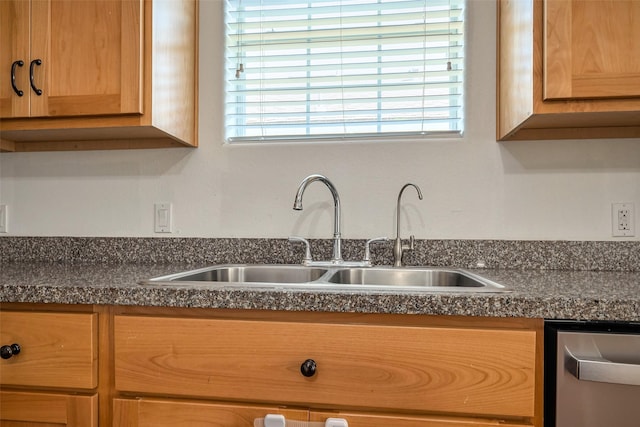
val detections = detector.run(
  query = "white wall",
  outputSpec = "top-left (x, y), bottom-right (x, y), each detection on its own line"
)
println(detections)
top-left (1, 0), bottom-right (639, 241)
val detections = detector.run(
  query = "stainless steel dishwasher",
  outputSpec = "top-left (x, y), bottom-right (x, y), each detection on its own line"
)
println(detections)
top-left (545, 321), bottom-right (640, 427)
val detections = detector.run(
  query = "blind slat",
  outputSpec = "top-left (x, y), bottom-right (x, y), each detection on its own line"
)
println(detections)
top-left (227, 92), bottom-right (462, 104)
top-left (225, 0), bottom-right (464, 141)
top-left (228, 81), bottom-right (463, 95)
top-left (225, 46), bottom-right (463, 64)
top-left (231, 29), bottom-right (464, 48)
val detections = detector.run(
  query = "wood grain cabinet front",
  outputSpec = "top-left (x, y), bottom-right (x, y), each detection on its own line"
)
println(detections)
top-left (497, 0), bottom-right (640, 140)
top-left (0, 311), bottom-right (97, 389)
top-left (112, 398), bottom-right (533, 427)
top-left (0, 390), bottom-right (98, 427)
top-left (310, 410), bottom-right (532, 427)
top-left (0, 310), bottom-right (99, 427)
top-left (0, 0), bottom-right (198, 152)
top-left (114, 398), bottom-right (309, 427)
top-left (0, 0), bottom-right (143, 120)
top-left (114, 314), bottom-right (540, 425)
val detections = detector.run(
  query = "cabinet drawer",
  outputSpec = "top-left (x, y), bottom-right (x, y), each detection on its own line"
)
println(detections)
top-left (0, 390), bottom-right (97, 426)
top-left (113, 399), bottom-right (532, 427)
top-left (311, 410), bottom-right (533, 427)
top-left (115, 316), bottom-right (536, 417)
top-left (114, 398), bottom-right (308, 427)
top-left (0, 311), bottom-right (97, 389)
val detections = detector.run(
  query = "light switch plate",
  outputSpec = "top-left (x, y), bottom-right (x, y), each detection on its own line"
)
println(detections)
top-left (154, 203), bottom-right (172, 233)
top-left (0, 205), bottom-right (7, 233)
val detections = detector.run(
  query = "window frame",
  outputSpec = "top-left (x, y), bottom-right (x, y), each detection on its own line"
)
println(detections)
top-left (224, 0), bottom-right (465, 144)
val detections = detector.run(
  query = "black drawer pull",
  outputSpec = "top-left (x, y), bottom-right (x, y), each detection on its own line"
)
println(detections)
top-left (1, 343), bottom-right (21, 360)
top-left (300, 358), bottom-right (316, 377)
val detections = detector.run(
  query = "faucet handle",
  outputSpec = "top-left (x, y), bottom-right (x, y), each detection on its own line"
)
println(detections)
top-left (364, 237), bottom-right (389, 266)
top-left (401, 235), bottom-right (416, 251)
top-left (289, 236), bottom-right (312, 265)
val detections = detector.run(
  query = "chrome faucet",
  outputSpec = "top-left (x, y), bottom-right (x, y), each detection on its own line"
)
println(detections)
top-left (393, 183), bottom-right (423, 267)
top-left (293, 174), bottom-right (342, 263)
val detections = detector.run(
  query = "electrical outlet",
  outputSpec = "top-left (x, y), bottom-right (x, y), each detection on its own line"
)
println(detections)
top-left (612, 203), bottom-right (634, 237)
top-left (0, 205), bottom-right (7, 233)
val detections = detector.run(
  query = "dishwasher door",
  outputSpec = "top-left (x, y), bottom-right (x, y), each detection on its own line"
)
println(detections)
top-left (548, 325), bottom-right (640, 427)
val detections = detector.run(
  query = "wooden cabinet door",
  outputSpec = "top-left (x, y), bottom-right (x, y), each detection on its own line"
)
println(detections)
top-left (22, 0), bottom-right (143, 118)
top-left (115, 316), bottom-right (537, 418)
top-left (114, 398), bottom-right (309, 427)
top-left (1, 0), bottom-right (143, 119)
top-left (311, 410), bottom-right (532, 427)
top-left (0, 0), bottom-right (30, 118)
top-left (0, 390), bottom-right (97, 427)
top-left (544, 0), bottom-right (640, 100)
top-left (112, 399), bottom-right (534, 427)
top-left (0, 311), bottom-right (97, 389)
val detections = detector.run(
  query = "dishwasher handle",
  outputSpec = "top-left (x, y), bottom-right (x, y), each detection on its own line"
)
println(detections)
top-left (566, 347), bottom-right (640, 386)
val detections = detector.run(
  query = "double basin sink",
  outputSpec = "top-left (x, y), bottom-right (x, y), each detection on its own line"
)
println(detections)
top-left (144, 264), bottom-right (507, 293)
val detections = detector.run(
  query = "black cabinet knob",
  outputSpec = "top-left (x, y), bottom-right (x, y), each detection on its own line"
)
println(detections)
top-left (0, 343), bottom-right (21, 360)
top-left (300, 358), bottom-right (316, 377)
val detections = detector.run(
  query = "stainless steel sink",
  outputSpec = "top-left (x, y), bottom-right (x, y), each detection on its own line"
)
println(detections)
top-left (148, 264), bottom-right (329, 284)
top-left (326, 267), bottom-right (502, 290)
top-left (143, 264), bottom-right (507, 293)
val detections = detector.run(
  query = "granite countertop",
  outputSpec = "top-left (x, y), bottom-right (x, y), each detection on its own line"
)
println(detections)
top-left (1, 262), bottom-right (639, 321)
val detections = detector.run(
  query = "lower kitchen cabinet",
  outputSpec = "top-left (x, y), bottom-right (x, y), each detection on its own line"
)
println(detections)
top-left (113, 309), bottom-right (542, 427)
top-left (113, 398), bottom-right (308, 427)
top-left (0, 390), bottom-right (98, 426)
top-left (0, 309), bottom-right (99, 426)
top-left (112, 398), bottom-right (531, 427)
top-left (0, 311), bottom-right (97, 388)
top-left (310, 410), bottom-right (532, 427)
top-left (0, 304), bottom-right (543, 426)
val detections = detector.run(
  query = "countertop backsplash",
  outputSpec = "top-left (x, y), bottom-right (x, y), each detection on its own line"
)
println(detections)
top-left (1, 236), bottom-right (639, 272)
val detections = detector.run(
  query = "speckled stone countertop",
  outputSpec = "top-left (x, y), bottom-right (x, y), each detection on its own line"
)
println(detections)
top-left (1, 237), bottom-right (639, 321)
top-left (1, 262), bottom-right (639, 321)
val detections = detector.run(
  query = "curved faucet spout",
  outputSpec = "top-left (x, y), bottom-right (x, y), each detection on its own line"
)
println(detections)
top-left (394, 183), bottom-right (423, 267)
top-left (293, 174), bottom-right (342, 262)
top-left (396, 183), bottom-right (423, 239)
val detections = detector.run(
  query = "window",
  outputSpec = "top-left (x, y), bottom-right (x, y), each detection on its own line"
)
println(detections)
top-left (224, 0), bottom-right (464, 143)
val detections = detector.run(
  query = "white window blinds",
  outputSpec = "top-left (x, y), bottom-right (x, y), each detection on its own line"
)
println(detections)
top-left (224, 0), bottom-right (464, 142)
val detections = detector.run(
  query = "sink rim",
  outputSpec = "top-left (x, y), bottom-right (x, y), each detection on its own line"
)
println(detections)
top-left (141, 264), bottom-right (509, 293)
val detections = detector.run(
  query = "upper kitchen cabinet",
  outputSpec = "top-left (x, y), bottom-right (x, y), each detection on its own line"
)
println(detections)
top-left (497, 0), bottom-right (640, 141)
top-left (0, 0), bottom-right (198, 152)
top-left (0, 0), bottom-right (143, 119)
